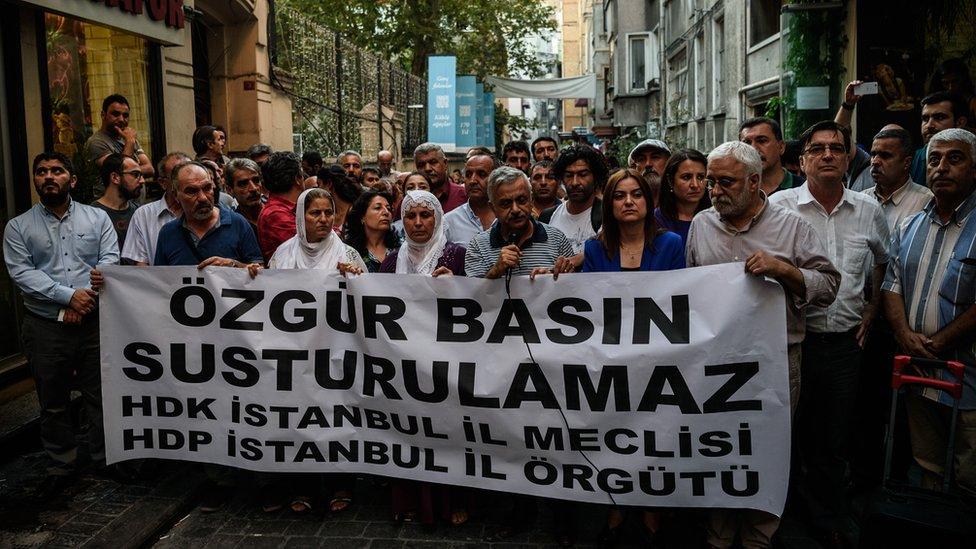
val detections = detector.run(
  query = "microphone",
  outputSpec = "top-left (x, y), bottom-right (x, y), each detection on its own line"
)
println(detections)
top-left (504, 232), bottom-right (520, 292)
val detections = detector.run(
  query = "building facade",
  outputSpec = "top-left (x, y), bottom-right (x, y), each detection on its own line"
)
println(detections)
top-left (0, 0), bottom-right (293, 367)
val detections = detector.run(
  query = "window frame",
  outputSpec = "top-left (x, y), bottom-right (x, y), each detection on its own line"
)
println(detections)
top-left (625, 31), bottom-right (658, 94)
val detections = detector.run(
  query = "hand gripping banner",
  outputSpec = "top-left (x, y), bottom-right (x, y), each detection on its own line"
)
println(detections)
top-left (99, 263), bottom-right (790, 515)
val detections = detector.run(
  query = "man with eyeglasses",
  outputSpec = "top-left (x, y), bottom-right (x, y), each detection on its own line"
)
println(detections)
top-left (93, 153), bottom-right (144, 251)
top-left (4, 152), bottom-right (119, 489)
top-left (769, 120), bottom-right (889, 547)
top-left (686, 141), bottom-right (839, 549)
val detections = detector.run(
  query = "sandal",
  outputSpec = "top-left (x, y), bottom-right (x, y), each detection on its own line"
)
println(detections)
top-left (289, 496), bottom-right (312, 515)
top-left (329, 490), bottom-right (353, 513)
top-left (393, 511), bottom-right (416, 523)
top-left (450, 508), bottom-right (469, 526)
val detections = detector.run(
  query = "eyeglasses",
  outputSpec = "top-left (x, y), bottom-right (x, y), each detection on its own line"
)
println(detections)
top-left (122, 170), bottom-right (145, 179)
top-left (804, 144), bottom-right (847, 156)
top-left (704, 176), bottom-right (740, 190)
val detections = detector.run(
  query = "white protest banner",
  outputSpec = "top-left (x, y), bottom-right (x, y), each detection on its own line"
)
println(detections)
top-left (99, 263), bottom-right (790, 516)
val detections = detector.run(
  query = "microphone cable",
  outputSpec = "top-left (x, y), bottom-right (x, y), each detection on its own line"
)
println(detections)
top-left (501, 242), bottom-right (618, 506)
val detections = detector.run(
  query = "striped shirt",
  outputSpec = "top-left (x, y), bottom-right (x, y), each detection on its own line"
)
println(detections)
top-left (464, 220), bottom-right (574, 278)
top-left (770, 183), bottom-right (889, 333)
top-left (883, 191), bottom-right (976, 408)
top-left (862, 179), bottom-right (933, 236)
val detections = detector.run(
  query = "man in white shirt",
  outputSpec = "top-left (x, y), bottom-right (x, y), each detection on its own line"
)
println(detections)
top-left (444, 153), bottom-right (498, 245)
top-left (855, 127), bottom-right (933, 492)
top-left (540, 144), bottom-right (607, 262)
top-left (121, 152), bottom-right (190, 265)
top-left (770, 120), bottom-right (889, 545)
top-left (862, 126), bottom-right (934, 234)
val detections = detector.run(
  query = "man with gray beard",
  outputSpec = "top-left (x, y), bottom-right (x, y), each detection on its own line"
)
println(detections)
top-left (686, 141), bottom-right (839, 549)
top-left (628, 139), bottom-right (671, 206)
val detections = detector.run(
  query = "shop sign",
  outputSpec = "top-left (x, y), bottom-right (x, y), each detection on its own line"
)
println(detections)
top-left (22, 0), bottom-right (187, 45)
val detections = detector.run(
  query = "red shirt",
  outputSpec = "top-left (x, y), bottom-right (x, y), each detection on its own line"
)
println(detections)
top-left (439, 182), bottom-right (468, 213)
top-left (257, 194), bottom-right (296, 261)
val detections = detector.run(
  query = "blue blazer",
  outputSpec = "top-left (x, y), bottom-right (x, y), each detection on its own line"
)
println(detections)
top-left (581, 231), bottom-right (686, 272)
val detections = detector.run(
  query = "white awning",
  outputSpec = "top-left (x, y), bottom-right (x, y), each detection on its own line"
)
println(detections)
top-left (486, 74), bottom-right (596, 99)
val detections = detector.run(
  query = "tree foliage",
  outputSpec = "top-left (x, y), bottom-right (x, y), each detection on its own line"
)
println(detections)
top-left (279, 0), bottom-right (556, 79)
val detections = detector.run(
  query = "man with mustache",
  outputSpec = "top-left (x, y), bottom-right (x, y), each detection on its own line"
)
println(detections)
top-left (770, 120), bottom-right (890, 547)
top-left (686, 140), bottom-right (839, 549)
top-left (541, 144), bottom-right (607, 258)
top-left (854, 126), bottom-right (932, 490)
top-left (413, 142), bottom-right (467, 213)
top-left (862, 126), bottom-right (933, 235)
top-left (153, 161), bottom-right (263, 270)
top-left (628, 139), bottom-right (670, 206)
top-left (464, 166), bottom-right (574, 280)
top-left (84, 94), bottom-right (154, 178)
top-left (226, 157), bottom-right (266, 235)
top-left (530, 136), bottom-right (559, 162)
top-left (883, 127), bottom-right (976, 499)
top-left (740, 117), bottom-right (804, 195)
top-left (4, 152), bottom-right (119, 489)
top-left (502, 140), bottom-right (532, 175)
top-left (838, 85), bottom-right (969, 187)
top-left (444, 153), bottom-right (498, 245)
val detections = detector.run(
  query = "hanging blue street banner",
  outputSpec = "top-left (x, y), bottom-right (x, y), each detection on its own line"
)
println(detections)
top-left (456, 76), bottom-right (478, 152)
top-left (427, 56), bottom-right (456, 152)
top-left (485, 92), bottom-right (496, 151)
top-left (475, 82), bottom-right (486, 148)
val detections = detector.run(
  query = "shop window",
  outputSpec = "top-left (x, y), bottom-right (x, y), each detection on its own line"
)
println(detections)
top-left (44, 13), bottom-right (153, 202)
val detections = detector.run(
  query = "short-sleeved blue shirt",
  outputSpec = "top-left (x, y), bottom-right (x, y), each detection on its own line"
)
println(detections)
top-left (154, 205), bottom-right (263, 266)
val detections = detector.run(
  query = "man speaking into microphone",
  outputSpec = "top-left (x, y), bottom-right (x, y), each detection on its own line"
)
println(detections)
top-left (464, 166), bottom-right (575, 280)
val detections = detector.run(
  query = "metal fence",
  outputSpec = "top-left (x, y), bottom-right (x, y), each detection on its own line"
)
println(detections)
top-left (271, 5), bottom-right (427, 160)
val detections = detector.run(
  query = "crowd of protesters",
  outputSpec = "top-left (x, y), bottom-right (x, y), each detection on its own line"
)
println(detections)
top-left (5, 84), bottom-right (976, 548)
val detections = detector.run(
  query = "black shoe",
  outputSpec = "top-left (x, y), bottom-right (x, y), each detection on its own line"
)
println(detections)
top-left (596, 523), bottom-right (624, 549)
top-left (94, 464), bottom-right (140, 484)
top-left (34, 474), bottom-right (75, 499)
top-left (199, 485), bottom-right (234, 513)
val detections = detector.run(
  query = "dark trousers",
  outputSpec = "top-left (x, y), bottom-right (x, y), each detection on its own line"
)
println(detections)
top-left (21, 313), bottom-right (103, 474)
top-left (798, 330), bottom-right (861, 531)
top-left (851, 318), bottom-right (912, 488)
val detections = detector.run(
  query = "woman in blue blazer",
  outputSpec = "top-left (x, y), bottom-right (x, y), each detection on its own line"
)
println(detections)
top-left (582, 168), bottom-right (685, 273)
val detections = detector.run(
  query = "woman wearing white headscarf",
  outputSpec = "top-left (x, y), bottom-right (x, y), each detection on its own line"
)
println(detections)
top-left (378, 190), bottom-right (466, 276)
top-left (267, 188), bottom-right (366, 516)
top-left (378, 191), bottom-right (471, 526)
top-left (268, 187), bottom-right (367, 274)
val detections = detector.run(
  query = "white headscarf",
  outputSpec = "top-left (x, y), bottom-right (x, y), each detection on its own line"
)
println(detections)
top-left (268, 188), bottom-right (347, 270)
top-left (395, 190), bottom-right (447, 275)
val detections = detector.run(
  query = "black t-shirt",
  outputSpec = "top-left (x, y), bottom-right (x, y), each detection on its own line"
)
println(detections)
top-left (91, 200), bottom-right (139, 250)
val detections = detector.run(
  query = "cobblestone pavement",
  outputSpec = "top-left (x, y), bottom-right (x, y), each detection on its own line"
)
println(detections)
top-left (1, 452), bottom-right (821, 548)
top-left (0, 451), bottom-right (203, 548)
